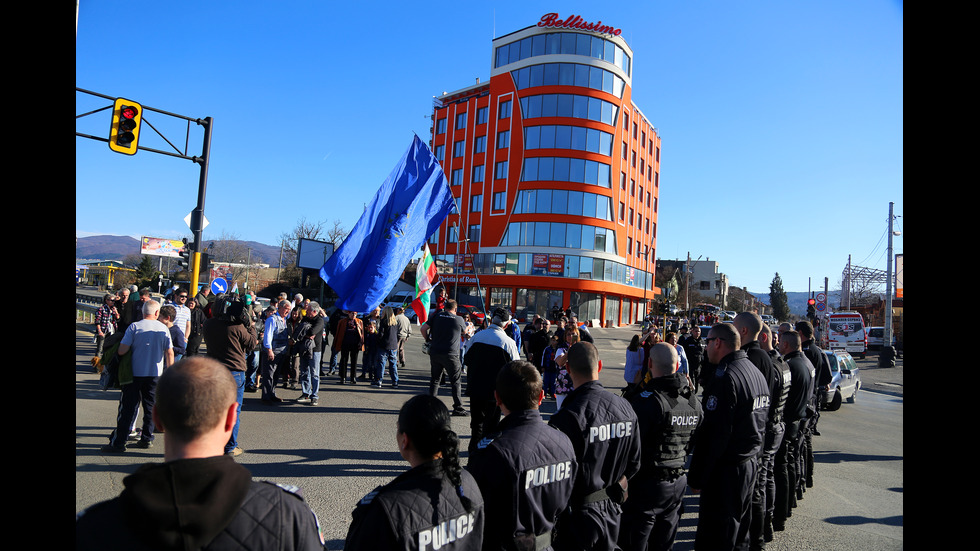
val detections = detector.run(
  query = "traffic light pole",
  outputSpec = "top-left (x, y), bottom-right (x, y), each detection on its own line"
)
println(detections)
top-left (189, 116), bottom-right (213, 296)
top-left (76, 88), bottom-right (214, 295)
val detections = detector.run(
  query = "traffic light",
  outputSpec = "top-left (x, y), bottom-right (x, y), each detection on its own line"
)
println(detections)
top-left (807, 298), bottom-right (816, 320)
top-left (177, 238), bottom-right (194, 272)
top-left (108, 97), bottom-right (143, 155)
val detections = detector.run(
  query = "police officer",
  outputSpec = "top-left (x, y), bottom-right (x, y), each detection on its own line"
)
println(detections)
top-left (548, 341), bottom-right (642, 551)
top-left (688, 323), bottom-right (770, 551)
top-left (775, 330), bottom-right (813, 527)
top-left (421, 299), bottom-right (469, 417)
top-left (619, 342), bottom-right (702, 551)
top-left (462, 308), bottom-right (521, 454)
top-left (795, 320), bottom-right (829, 485)
top-left (758, 323), bottom-right (792, 544)
top-left (345, 394), bottom-right (485, 550)
top-left (466, 361), bottom-right (576, 551)
top-left (733, 313), bottom-right (787, 551)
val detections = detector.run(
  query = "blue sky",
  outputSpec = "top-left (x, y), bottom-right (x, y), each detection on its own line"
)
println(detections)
top-left (76, 0), bottom-right (903, 294)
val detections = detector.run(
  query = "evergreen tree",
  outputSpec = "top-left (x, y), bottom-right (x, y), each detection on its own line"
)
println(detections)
top-left (135, 255), bottom-right (160, 290)
top-left (770, 272), bottom-right (790, 322)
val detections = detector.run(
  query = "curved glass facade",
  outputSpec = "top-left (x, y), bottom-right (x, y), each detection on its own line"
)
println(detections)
top-left (520, 93), bottom-right (619, 126)
top-left (521, 156), bottom-right (611, 188)
top-left (524, 124), bottom-right (614, 156)
top-left (511, 63), bottom-right (625, 98)
top-left (430, 19), bottom-right (660, 326)
top-left (513, 189), bottom-right (613, 221)
top-left (494, 31), bottom-right (631, 77)
top-left (501, 221), bottom-right (616, 254)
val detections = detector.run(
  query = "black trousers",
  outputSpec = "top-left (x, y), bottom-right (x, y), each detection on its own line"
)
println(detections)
top-left (695, 459), bottom-right (757, 550)
top-left (619, 472), bottom-right (688, 551)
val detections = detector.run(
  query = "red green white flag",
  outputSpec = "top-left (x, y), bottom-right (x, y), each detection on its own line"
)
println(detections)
top-left (412, 245), bottom-right (438, 322)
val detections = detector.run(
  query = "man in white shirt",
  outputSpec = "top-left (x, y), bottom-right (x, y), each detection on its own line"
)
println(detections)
top-left (102, 299), bottom-right (174, 453)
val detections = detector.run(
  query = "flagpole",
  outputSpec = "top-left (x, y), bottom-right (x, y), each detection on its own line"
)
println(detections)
top-left (449, 199), bottom-right (487, 316)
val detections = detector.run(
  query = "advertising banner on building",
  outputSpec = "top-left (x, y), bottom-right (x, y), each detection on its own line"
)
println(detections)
top-left (548, 254), bottom-right (565, 275)
top-left (532, 254), bottom-right (549, 275)
top-left (141, 236), bottom-right (185, 258)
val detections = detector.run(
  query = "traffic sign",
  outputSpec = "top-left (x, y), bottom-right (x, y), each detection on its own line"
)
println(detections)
top-left (816, 292), bottom-right (826, 303)
top-left (210, 278), bottom-right (228, 294)
top-left (816, 302), bottom-right (826, 311)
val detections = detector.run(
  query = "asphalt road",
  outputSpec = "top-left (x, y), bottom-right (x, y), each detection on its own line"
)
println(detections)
top-left (76, 322), bottom-right (902, 550)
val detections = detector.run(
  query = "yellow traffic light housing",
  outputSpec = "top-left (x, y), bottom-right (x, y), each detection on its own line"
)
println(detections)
top-left (109, 97), bottom-right (142, 155)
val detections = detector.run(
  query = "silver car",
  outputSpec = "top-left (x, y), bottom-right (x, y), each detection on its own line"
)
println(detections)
top-left (822, 349), bottom-right (861, 411)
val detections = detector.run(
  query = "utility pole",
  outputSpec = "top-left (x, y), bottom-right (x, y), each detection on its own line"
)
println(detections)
top-left (885, 202), bottom-right (896, 346)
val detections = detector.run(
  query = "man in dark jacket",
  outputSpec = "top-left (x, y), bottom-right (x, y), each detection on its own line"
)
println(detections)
top-left (76, 357), bottom-right (324, 550)
top-left (775, 329), bottom-right (813, 529)
top-left (463, 308), bottom-right (521, 454)
top-left (619, 342), bottom-right (702, 551)
top-left (294, 302), bottom-right (325, 405)
top-left (467, 361), bottom-right (577, 551)
top-left (734, 313), bottom-right (787, 550)
top-left (203, 295), bottom-right (258, 456)
top-left (548, 341), bottom-right (641, 551)
top-left (688, 323), bottom-right (770, 551)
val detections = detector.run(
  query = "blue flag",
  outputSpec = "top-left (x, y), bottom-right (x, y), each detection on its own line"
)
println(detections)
top-left (320, 135), bottom-right (454, 314)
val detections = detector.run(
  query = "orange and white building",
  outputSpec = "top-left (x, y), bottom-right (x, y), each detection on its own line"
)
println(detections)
top-left (428, 13), bottom-right (661, 326)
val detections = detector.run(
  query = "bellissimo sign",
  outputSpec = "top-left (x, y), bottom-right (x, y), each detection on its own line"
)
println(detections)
top-left (537, 12), bottom-right (622, 37)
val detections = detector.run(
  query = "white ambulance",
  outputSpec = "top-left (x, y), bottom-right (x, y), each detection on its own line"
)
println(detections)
top-left (823, 312), bottom-right (867, 359)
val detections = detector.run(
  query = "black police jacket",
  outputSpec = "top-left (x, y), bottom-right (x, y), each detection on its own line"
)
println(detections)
top-left (467, 409), bottom-right (577, 551)
top-left (548, 380), bottom-right (641, 503)
top-left (687, 350), bottom-right (770, 490)
top-left (802, 339), bottom-right (832, 388)
top-left (742, 341), bottom-right (786, 428)
top-left (629, 372), bottom-right (703, 473)
top-left (782, 350), bottom-right (814, 423)
top-left (345, 460), bottom-right (484, 551)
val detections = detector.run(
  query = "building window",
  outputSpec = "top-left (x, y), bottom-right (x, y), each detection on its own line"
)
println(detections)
top-left (436, 118), bottom-right (447, 134)
top-left (468, 224), bottom-right (481, 243)
top-left (495, 161), bottom-right (508, 179)
top-left (628, 237), bottom-right (633, 255)
top-left (448, 226), bottom-right (458, 243)
top-left (434, 144), bottom-right (445, 161)
top-left (474, 135), bottom-right (486, 154)
top-left (472, 165), bottom-right (484, 183)
top-left (619, 202), bottom-right (625, 221)
top-left (493, 191), bottom-right (507, 211)
top-left (451, 168), bottom-right (464, 186)
top-left (453, 140), bottom-right (466, 158)
top-left (470, 194), bottom-right (482, 212)
top-left (456, 112), bottom-right (467, 130)
top-left (620, 172), bottom-right (626, 190)
top-left (497, 130), bottom-right (510, 149)
top-left (476, 106), bottom-right (488, 125)
top-left (499, 100), bottom-right (512, 119)
top-left (623, 112), bottom-right (629, 131)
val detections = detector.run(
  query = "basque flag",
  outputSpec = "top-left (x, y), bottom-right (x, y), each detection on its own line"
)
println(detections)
top-left (320, 135), bottom-right (454, 314)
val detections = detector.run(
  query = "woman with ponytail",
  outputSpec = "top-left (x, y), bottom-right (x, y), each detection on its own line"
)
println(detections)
top-left (345, 395), bottom-right (484, 550)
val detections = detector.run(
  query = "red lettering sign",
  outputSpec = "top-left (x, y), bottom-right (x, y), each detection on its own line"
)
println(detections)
top-left (537, 13), bottom-right (622, 37)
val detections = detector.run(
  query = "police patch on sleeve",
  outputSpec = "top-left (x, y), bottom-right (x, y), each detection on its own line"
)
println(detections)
top-left (705, 395), bottom-right (718, 411)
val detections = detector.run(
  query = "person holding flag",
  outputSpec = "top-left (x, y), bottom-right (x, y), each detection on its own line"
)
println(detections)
top-left (320, 136), bottom-right (455, 319)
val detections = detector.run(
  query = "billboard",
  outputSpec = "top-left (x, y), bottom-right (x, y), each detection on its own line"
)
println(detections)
top-left (141, 236), bottom-right (185, 258)
top-left (297, 238), bottom-right (335, 271)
